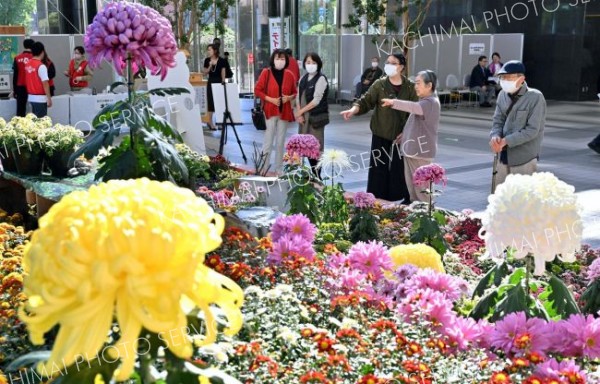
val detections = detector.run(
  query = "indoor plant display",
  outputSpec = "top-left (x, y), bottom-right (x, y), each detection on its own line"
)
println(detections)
top-left (41, 124), bottom-right (84, 177)
top-left (70, 1), bottom-right (189, 183)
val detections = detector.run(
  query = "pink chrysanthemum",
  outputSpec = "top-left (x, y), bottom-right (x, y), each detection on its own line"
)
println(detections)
top-left (347, 241), bottom-right (392, 280)
top-left (535, 358), bottom-right (587, 382)
top-left (413, 163), bottom-right (447, 188)
top-left (270, 213), bottom-right (317, 243)
top-left (285, 134), bottom-right (321, 159)
top-left (443, 316), bottom-right (486, 351)
top-left (586, 257), bottom-right (600, 283)
top-left (556, 314), bottom-right (600, 359)
top-left (404, 269), bottom-right (468, 302)
top-left (353, 192), bottom-right (376, 210)
top-left (489, 312), bottom-right (551, 356)
top-left (84, 2), bottom-right (177, 80)
top-left (267, 234), bottom-right (315, 265)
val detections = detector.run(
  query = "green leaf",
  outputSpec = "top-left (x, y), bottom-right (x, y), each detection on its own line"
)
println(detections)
top-left (138, 127), bottom-right (189, 183)
top-left (95, 145), bottom-right (140, 181)
top-left (546, 274), bottom-right (581, 319)
top-left (472, 261), bottom-right (509, 298)
top-left (492, 284), bottom-right (528, 321)
top-left (581, 280), bottom-right (600, 315)
top-left (5, 351), bottom-right (51, 373)
top-left (109, 81), bottom-right (127, 93)
top-left (508, 268), bottom-right (526, 285)
top-left (469, 290), bottom-right (499, 320)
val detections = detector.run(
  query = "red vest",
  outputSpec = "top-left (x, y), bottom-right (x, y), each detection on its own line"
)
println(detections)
top-left (25, 59), bottom-right (46, 96)
top-left (14, 51), bottom-right (32, 87)
top-left (69, 59), bottom-right (89, 88)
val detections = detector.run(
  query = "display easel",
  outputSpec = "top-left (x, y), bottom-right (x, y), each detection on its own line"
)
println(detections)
top-left (216, 83), bottom-right (247, 163)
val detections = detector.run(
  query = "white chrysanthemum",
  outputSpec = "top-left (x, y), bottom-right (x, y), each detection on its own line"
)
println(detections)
top-left (480, 172), bottom-right (583, 275)
top-left (277, 327), bottom-right (299, 345)
top-left (317, 149), bottom-right (351, 179)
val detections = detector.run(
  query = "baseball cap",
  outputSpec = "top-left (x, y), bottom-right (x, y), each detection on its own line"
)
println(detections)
top-left (497, 60), bottom-right (526, 76)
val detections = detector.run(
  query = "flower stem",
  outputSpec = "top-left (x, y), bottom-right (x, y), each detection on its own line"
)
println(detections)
top-left (126, 52), bottom-right (135, 151)
top-left (525, 253), bottom-right (532, 298)
top-left (428, 180), bottom-right (433, 219)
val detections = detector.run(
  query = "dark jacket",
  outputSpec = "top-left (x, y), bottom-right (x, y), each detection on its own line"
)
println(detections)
top-left (353, 75), bottom-right (418, 141)
top-left (360, 67), bottom-right (383, 84)
top-left (470, 64), bottom-right (492, 88)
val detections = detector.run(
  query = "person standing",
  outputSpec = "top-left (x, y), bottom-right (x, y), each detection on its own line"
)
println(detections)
top-left (12, 39), bottom-right (34, 117)
top-left (295, 52), bottom-right (329, 177)
top-left (356, 57), bottom-right (383, 98)
top-left (488, 52), bottom-right (503, 94)
top-left (470, 55), bottom-right (495, 107)
top-left (64, 46), bottom-right (93, 91)
top-left (340, 52), bottom-right (418, 203)
top-left (489, 60), bottom-right (546, 189)
top-left (254, 49), bottom-right (297, 174)
top-left (381, 70), bottom-right (441, 202)
top-left (24, 42), bottom-right (52, 118)
top-left (42, 53), bottom-right (56, 96)
top-left (202, 44), bottom-right (227, 131)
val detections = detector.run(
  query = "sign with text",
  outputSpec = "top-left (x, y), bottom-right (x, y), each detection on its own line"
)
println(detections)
top-left (268, 17), bottom-right (290, 52)
top-left (469, 43), bottom-right (486, 55)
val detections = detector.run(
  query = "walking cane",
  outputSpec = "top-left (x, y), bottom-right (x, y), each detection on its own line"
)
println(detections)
top-left (491, 153), bottom-right (499, 194)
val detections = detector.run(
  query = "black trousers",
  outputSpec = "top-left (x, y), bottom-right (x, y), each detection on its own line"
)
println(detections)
top-left (366, 134), bottom-right (411, 203)
top-left (15, 86), bottom-right (28, 117)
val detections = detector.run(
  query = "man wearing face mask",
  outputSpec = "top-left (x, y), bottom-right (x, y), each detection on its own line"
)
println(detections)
top-left (355, 57), bottom-right (383, 98)
top-left (489, 61), bottom-right (546, 190)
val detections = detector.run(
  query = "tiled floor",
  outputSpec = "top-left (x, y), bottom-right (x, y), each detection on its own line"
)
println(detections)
top-left (203, 99), bottom-right (600, 247)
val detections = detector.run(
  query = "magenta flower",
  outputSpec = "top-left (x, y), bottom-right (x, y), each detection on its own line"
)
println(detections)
top-left (270, 213), bottom-right (317, 243)
top-left (556, 314), bottom-right (600, 359)
top-left (285, 134), bottom-right (321, 159)
top-left (586, 257), bottom-right (600, 283)
top-left (353, 192), bottom-right (376, 210)
top-left (535, 358), bottom-right (587, 382)
top-left (404, 269), bottom-right (468, 302)
top-left (489, 312), bottom-right (551, 356)
top-left (267, 234), bottom-right (316, 265)
top-left (347, 241), bottom-right (392, 280)
top-left (413, 163), bottom-right (447, 188)
top-left (443, 316), bottom-right (486, 351)
top-left (84, 2), bottom-right (177, 80)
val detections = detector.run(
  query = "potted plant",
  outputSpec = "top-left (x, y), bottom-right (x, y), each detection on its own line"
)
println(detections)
top-left (41, 124), bottom-right (84, 177)
top-left (5, 115), bottom-right (49, 175)
top-left (0, 117), bottom-right (18, 172)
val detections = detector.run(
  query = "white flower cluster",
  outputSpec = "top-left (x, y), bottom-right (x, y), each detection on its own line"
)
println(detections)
top-left (481, 172), bottom-right (583, 275)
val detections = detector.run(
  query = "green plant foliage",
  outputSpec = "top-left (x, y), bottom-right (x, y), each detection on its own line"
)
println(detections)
top-left (321, 183), bottom-right (349, 225)
top-left (282, 161), bottom-right (323, 224)
top-left (580, 279), bottom-right (600, 315)
top-left (70, 85), bottom-right (190, 184)
top-left (408, 209), bottom-right (448, 256)
top-left (349, 210), bottom-right (379, 243)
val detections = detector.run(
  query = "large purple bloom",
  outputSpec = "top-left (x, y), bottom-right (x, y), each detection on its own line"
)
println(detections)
top-left (556, 314), bottom-right (600, 359)
top-left (353, 192), bottom-right (376, 210)
top-left (266, 234), bottom-right (316, 265)
top-left (270, 213), bottom-right (317, 243)
top-left (85, 2), bottom-right (177, 80)
top-left (489, 312), bottom-right (551, 356)
top-left (285, 134), bottom-right (321, 160)
top-left (413, 163), bottom-right (447, 188)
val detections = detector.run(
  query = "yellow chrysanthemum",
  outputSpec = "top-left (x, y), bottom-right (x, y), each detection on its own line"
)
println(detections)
top-left (388, 243), bottom-right (445, 273)
top-left (20, 178), bottom-right (244, 381)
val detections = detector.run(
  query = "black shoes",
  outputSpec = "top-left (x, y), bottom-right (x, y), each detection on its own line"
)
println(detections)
top-left (588, 141), bottom-right (600, 154)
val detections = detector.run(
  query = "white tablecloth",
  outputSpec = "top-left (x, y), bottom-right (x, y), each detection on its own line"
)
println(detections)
top-left (0, 99), bottom-right (16, 121)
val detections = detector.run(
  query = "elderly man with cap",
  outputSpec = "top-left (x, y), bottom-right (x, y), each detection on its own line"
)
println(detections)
top-left (489, 60), bottom-right (546, 190)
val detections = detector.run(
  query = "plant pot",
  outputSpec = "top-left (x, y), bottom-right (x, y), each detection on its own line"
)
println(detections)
top-left (11, 149), bottom-right (44, 176)
top-left (45, 149), bottom-right (75, 178)
top-left (0, 149), bottom-right (18, 172)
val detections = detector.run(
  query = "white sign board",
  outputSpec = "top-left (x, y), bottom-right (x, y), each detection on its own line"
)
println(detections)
top-left (0, 74), bottom-right (10, 92)
top-left (269, 17), bottom-right (290, 52)
top-left (469, 43), bottom-right (486, 55)
top-left (211, 83), bottom-right (242, 125)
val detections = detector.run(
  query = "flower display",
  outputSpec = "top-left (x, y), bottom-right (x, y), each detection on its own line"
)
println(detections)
top-left (586, 257), bottom-right (600, 283)
top-left (285, 134), bottom-right (321, 159)
top-left (316, 149), bottom-right (351, 178)
top-left (480, 172), bottom-right (583, 275)
top-left (347, 241), bottom-right (392, 280)
top-left (413, 163), bottom-right (447, 188)
top-left (389, 243), bottom-right (445, 273)
top-left (19, 178), bottom-right (243, 381)
top-left (84, 1), bottom-right (177, 79)
top-left (353, 191), bottom-right (376, 209)
top-left (270, 213), bottom-right (317, 243)
top-left (39, 123), bottom-right (84, 156)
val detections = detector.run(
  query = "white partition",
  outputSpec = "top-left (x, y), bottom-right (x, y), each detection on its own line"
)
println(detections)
top-left (0, 99), bottom-right (16, 121)
top-left (459, 34), bottom-right (493, 85)
top-left (490, 34), bottom-right (524, 63)
top-left (47, 95), bottom-right (70, 125)
top-left (70, 93), bottom-right (127, 131)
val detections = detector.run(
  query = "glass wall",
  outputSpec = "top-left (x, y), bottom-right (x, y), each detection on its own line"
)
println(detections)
top-left (35, 0), bottom-right (96, 35)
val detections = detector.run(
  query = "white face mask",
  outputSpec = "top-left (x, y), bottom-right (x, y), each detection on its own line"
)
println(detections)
top-left (305, 63), bottom-right (318, 74)
top-left (371, 61), bottom-right (379, 68)
top-left (500, 79), bottom-right (520, 94)
top-left (384, 64), bottom-right (397, 77)
top-left (274, 59), bottom-right (286, 70)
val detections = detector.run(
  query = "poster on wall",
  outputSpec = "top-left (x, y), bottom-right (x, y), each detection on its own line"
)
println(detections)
top-left (469, 43), bottom-right (486, 55)
top-left (0, 36), bottom-right (19, 72)
top-left (268, 17), bottom-right (290, 53)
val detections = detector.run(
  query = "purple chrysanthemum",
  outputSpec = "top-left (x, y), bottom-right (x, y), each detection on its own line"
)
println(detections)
top-left (85, 2), bottom-right (177, 80)
top-left (443, 316), bottom-right (486, 351)
top-left (347, 241), bottom-right (392, 280)
top-left (353, 192), bottom-right (376, 210)
top-left (266, 234), bottom-right (316, 265)
top-left (285, 134), bottom-right (321, 159)
top-left (413, 163), bottom-right (447, 188)
top-left (270, 213), bottom-right (317, 243)
top-left (535, 358), bottom-right (587, 382)
top-left (489, 312), bottom-right (551, 356)
top-left (404, 269), bottom-right (468, 302)
top-left (556, 314), bottom-right (600, 359)
top-left (586, 257), bottom-right (600, 283)
top-left (393, 264), bottom-right (419, 282)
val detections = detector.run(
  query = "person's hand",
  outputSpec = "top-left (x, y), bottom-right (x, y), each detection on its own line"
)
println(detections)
top-left (381, 98), bottom-right (394, 107)
top-left (47, 98), bottom-right (53, 108)
top-left (363, 80), bottom-right (370, 85)
top-left (393, 133), bottom-right (402, 145)
top-left (282, 95), bottom-right (294, 103)
top-left (268, 96), bottom-right (280, 107)
top-left (489, 137), bottom-right (504, 153)
top-left (296, 114), bottom-right (304, 124)
top-left (340, 106), bottom-right (358, 120)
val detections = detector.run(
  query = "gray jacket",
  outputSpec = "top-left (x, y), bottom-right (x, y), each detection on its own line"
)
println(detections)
top-left (490, 83), bottom-right (546, 166)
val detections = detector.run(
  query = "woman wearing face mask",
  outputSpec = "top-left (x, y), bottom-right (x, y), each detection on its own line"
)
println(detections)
top-left (64, 46), bottom-right (93, 92)
top-left (203, 44), bottom-right (227, 131)
top-left (381, 70), bottom-right (441, 202)
top-left (254, 49), bottom-right (297, 174)
top-left (340, 52), bottom-right (418, 203)
top-left (295, 52), bottom-right (329, 177)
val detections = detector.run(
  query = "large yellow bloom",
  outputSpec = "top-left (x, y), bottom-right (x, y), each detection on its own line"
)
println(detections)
top-left (388, 243), bottom-right (445, 273)
top-left (20, 178), bottom-right (244, 381)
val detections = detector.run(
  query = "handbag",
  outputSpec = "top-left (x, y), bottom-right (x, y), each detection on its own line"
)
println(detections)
top-left (309, 113), bottom-right (330, 129)
top-left (251, 69), bottom-right (270, 131)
